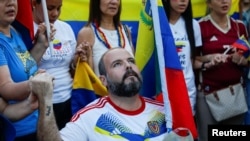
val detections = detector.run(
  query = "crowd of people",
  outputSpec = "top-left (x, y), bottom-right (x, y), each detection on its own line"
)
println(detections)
top-left (71, 0), bottom-right (134, 114)
top-left (0, 0), bottom-right (250, 141)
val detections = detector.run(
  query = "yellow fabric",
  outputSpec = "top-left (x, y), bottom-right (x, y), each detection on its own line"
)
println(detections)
top-left (134, 1), bottom-right (154, 71)
top-left (60, 0), bottom-right (239, 21)
top-left (73, 60), bottom-right (108, 96)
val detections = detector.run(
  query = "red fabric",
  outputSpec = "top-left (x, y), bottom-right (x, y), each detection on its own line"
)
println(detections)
top-left (16, 0), bottom-right (34, 39)
top-left (199, 17), bottom-right (247, 92)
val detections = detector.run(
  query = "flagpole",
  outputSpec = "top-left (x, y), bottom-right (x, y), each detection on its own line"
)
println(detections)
top-left (150, 0), bottom-right (172, 132)
top-left (41, 0), bottom-right (53, 56)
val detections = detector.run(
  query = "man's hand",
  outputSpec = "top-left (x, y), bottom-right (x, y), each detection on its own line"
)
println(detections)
top-left (32, 73), bottom-right (63, 141)
top-left (29, 73), bottom-right (54, 100)
top-left (26, 93), bottom-right (38, 110)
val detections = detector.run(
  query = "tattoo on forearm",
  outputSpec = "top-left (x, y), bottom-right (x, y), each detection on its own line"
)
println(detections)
top-left (46, 105), bottom-right (51, 116)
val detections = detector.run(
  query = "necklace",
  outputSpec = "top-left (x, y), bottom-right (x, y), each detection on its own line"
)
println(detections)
top-left (92, 22), bottom-right (125, 49)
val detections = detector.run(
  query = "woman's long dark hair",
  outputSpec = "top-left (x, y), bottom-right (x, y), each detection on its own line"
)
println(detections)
top-left (86, 0), bottom-right (122, 27)
top-left (162, 0), bottom-right (196, 60)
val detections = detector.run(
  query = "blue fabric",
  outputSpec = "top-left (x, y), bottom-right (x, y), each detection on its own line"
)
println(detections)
top-left (0, 114), bottom-right (16, 141)
top-left (71, 89), bottom-right (99, 114)
top-left (0, 29), bottom-right (37, 80)
top-left (0, 28), bottom-right (38, 137)
top-left (71, 62), bottom-right (107, 115)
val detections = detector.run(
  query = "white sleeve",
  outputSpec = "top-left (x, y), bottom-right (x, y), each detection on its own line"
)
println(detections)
top-left (63, 21), bottom-right (77, 53)
top-left (60, 120), bottom-right (88, 141)
top-left (193, 19), bottom-right (202, 47)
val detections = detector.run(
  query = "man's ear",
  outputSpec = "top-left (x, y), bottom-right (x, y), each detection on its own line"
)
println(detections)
top-left (99, 75), bottom-right (107, 86)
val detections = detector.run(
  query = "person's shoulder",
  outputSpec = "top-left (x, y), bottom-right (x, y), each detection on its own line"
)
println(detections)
top-left (70, 97), bottom-right (108, 121)
top-left (192, 19), bottom-right (200, 26)
top-left (192, 18), bottom-right (198, 23)
top-left (198, 15), bottom-right (212, 29)
top-left (198, 15), bottom-right (210, 23)
top-left (55, 20), bottom-right (73, 29)
top-left (10, 26), bottom-right (20, 36)
top-left (234, 19), bottom-right (245, 25)
top-left (77, 25), bottom-right (94, 38)
top-left (231, 17), bottom-right (245, 27)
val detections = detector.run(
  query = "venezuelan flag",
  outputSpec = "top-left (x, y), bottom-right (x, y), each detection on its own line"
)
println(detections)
top-left (60, 0), bottom-right (240, 48)
top-left (60, 0), bottom-right (140, 47)
top-left (135, 0), bottom-right (197, 139)
top-left (232, 35), bottom-right (250, 57)
top-left (12, 0), bottom-right (34, 50)
top-left (71, 61), bottom-right (108, 114)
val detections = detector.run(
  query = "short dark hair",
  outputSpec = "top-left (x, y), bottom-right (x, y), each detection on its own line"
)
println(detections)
top-left (98, 48), bottom-right (121, 76)
top-left (98, 51), bottom-right (107, 76)
top-left (86, 0), bottom-right (122, 27)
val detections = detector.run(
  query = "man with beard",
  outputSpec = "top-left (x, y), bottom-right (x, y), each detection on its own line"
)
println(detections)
top-left (31, 48), bottom-right (168, 141)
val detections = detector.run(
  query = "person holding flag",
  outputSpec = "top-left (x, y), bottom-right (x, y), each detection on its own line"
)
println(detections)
top-left (0, 0), bottom-right (53, 140)
top-left (195, 0), bottom-right (249, 140)
top-left (161, 0), bottom-right (202, 117)
top-left (31, 0), bottom-right (87, 130)
top-left (76, 0), bottom-right (134, 77)
top-left (135, 0), bottom-right (198, 139)
top-left (30, 48), bottom-right (171, 141)
top-left (70, 0), bottom-right (135, 114)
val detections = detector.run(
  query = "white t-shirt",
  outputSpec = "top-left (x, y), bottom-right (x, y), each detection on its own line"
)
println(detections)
top-left (60, 96), bottom-right (167, 141)
top-left (169, 17), bottom-right (202, 115)
top-left (34, 20), bottom-right (76, 103)
top-left (91, 24), bottom-right (134, 76)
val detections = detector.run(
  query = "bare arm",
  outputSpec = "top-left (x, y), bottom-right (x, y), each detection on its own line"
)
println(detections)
top-left (70, 26), bottom-right (94, 77)
top-left (30, 23), bottom-right (56, 63)
top-left (29, 43), bottom-right (47, 64)
top-left (194, 45), bottom-right (230, 70)
top-left (76, 26), bottom-right (94, 69)
top-left (30, 73), bottom-right (62, 141)
top-left (0, 66), bottom-right (31, 100)
top-left (0, 93), bottom-right (37, 121)
top-left (194, 54), bottom-right (227, 70)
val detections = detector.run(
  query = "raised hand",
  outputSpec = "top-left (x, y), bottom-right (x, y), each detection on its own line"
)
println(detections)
top-left (75, 41), bottom-right (92, 62)
top-left (29, 73), bottom-right (54, 101)
top-left (33, 23), bottom-right (56, 48)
